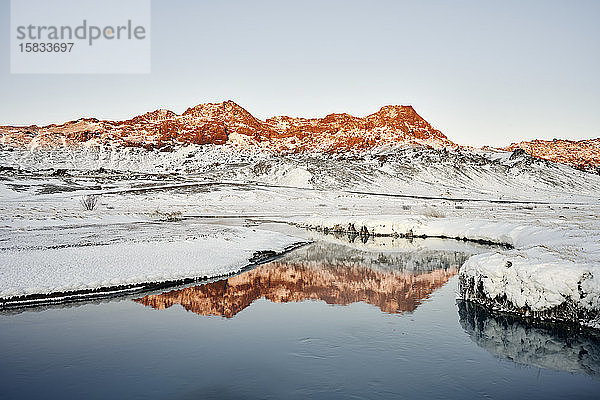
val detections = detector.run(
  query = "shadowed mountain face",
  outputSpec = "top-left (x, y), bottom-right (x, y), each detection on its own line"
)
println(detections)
top-left (458, 300), bottom-right (600, 378)
top-left (134, 242), bottom-right (467, 318)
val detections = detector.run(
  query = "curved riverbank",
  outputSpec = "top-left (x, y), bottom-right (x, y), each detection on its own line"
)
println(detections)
top-left (0, 224), bottom-right (307, 309)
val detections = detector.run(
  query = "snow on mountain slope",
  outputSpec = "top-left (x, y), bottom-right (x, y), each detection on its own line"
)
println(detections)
top-left (2, 101), bottom-right (599, 169)
top-left (1, 145), bottom-right (599, 202)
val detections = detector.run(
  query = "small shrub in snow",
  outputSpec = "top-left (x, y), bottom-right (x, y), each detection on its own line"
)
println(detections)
top-left (423, 207), bottom-right (445, 218)
top-left (516, 205), bottom-right (534, 210)
top-left (152, 210), bottom-right (183, 222)
top-left (402, 205), bottom-right (411, 210)
top-left (80, 194), bottom-right (100, 211)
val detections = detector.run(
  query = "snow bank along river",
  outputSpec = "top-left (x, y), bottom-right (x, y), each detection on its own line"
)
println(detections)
top-left (0, 221), bottom-right (306, 306)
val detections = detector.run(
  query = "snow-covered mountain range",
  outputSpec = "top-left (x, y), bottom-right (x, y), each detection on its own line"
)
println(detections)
top-left (2, 101), bottom-right (597, 170)
top-left (0, 101), bottom-right (453, 152)
top-left (504, 138), bottom-right (600, 171)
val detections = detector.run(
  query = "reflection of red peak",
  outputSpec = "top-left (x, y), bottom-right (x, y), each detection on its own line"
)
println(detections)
top-left (503, 138), bottom-right (600, 170)
top-left (0, 101), bottom-right (456, 152)
top-left (134, 260), bottom-right (458, 318)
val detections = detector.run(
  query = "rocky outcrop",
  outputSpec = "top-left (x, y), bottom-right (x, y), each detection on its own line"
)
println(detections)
top-left (504, 138), bottom-right (600, 172)
top-left (0, 101), bottom-right (455, 152)
top-left (3, 101), bottom-right (598, 169)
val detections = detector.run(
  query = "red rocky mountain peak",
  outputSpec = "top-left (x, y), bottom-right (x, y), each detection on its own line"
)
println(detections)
top-left (1, 101), bottom-right (598, 171)
top-left (504, 138), bottom-right (600, 171)
top-left (0, 100), bottom-right (456, 152)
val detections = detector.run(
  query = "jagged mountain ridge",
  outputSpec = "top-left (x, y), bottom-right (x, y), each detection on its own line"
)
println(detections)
top-left (1, 100), bottom-right (598, 170)
top-left (0, 100), bottom-right (453, 152)
top-left (504, 138), bottom-right (600, 171)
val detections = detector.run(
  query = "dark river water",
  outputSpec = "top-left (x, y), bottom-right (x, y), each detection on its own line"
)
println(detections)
top-left (1, 240), bottom-right (599, 400)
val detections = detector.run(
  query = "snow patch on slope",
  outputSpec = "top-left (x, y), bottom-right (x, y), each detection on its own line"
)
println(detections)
top-left (3, 146), bottom-right (600, 202)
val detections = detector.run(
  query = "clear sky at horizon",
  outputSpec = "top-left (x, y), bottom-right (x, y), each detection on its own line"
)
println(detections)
top-left (1, 0), bottom-right (599, 147)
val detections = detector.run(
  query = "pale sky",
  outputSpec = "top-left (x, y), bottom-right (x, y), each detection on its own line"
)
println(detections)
top-left (1, 0), bottom-right (599, 147)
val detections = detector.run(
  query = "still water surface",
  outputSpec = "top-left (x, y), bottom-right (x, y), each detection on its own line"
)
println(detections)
top-left (1, 240), bottom-right (599, 399)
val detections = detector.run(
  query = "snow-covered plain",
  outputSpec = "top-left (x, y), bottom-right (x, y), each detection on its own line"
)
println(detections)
top-left (0, 224), bottom-right (302, 301)
top-left (0, 144), bottom-right (599, 327)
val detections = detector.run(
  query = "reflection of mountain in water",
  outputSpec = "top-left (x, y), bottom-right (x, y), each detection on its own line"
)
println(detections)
top-left (135, 242), bottom-right (469, 318)
top-left (458, 300), bottom-right (600, 377)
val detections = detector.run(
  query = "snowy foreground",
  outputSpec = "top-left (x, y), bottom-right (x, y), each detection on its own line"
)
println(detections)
top-left (0, 145), bottom-right (599, 328)
top-left (0, 223), bottom-right (303, 303)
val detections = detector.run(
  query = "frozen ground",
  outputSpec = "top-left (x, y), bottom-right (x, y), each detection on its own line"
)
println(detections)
top-left (0, 223), bottom-right (303, 302)
top-left (0, 145), bottom-right (599, 326)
